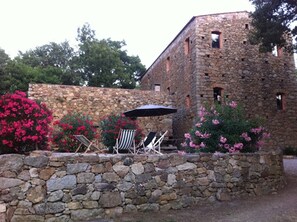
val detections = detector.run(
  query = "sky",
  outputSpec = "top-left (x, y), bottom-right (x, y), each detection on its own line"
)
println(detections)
top-left (0, 0), bottom-right (293, 70)
top-left (0, 0), bottom-right (258, 68)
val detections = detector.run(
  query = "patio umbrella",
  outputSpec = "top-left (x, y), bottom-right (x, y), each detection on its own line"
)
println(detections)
top-left (123, 104), bottom-right (177, 117)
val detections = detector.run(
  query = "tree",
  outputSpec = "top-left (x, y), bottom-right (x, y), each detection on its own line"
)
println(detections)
top-left (17, 41), bottom-right (81, 85)
top-left (0, 49), bottom-right (12, 94)
top-left (77, 23), bottom-right (145, 88)
top-left (0, 23), bottom-right (146, 93)
top-left (249, 0), bottom-right (297, 52)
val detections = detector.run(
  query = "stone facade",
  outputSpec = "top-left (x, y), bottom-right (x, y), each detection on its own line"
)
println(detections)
top-left (140, 11), bottom-right (297, 149)
top-left (28, 84), bottom-right (175, 139)
top-left (0, 151), bottom-right (285, 221)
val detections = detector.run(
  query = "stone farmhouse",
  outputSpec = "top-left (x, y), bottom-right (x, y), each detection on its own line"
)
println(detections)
top-left (29, 11), bottom-right (297, 150)
top-left (140, 11), bottom-right (297, 149)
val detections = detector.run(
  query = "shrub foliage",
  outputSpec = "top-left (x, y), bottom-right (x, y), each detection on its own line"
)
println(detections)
top-left (100, 114), bottom-right (143, 151)
top-left (51, 112), bottom-right (98, 152)
top-left (182, 101), bottom-right (270, 153)
top-left (0, 91), bottom-right (53, 154)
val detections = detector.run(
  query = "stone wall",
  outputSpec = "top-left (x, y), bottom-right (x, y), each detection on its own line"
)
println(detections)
top-left (141, 11), bottom-right (297, 148)
top-left (28, 84), bottom-right (175, 139)
top-left (0, 151), bottom-right (285, 221)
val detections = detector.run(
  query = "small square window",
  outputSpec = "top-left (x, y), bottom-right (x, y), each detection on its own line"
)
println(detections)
top-left (154, 84), bottom-right (161, 92)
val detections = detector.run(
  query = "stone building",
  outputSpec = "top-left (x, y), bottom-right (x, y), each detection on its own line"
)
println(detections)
top-left (140, 11), bottom-right (297, 149)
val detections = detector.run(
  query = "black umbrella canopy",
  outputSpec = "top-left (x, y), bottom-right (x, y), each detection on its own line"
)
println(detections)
top-left (123, 104), bottom-right (177, 117)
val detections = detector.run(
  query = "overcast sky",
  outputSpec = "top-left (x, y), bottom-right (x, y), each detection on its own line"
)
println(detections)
top-left (0, 0), bottom-right (264, 68)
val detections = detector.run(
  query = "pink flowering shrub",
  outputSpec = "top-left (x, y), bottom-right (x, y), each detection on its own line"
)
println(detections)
top-left (182, 101), bottom-right (270, 153)
top-left (51, 112), bottom-right (98, 152)
top-left (0, 91), bottom-right (53, 154)
top-left (100, 114), bottom-right (144, 152)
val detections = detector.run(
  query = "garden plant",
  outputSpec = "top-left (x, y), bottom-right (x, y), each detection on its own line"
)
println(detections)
top-left (51, 112), bottom-right (98, 152)
top-left (100, 114), bottom-right (143, 152)
top-left (182, 101), bottom-right (270, 153)
top-left (0, 91), bottom-right (53, 154)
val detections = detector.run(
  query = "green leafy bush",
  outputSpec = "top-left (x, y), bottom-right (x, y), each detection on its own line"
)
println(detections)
top-left (182, 101), bottom-right (270, 153)
top-left (0, 91), bottom-right (53, 154)
top-left (51, 112), bottom-right (98, 152)
top-left (100, 114), bottom-right (143, 152)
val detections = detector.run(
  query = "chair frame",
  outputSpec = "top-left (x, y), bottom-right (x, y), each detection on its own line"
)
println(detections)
top-left (145, 130), bottom-right (168, 155)
top-left (136, 131), bottom-right (157, 154)
top-left (113, 129), bottom-right (136, 154)
top-left (74, 135), bottom-right (100, 153)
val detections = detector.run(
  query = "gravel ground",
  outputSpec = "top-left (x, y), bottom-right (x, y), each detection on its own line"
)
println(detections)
top-left (117, 158), bottom-right (297, 222)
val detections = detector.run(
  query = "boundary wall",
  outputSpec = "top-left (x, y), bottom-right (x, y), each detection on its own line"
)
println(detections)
top-left (0, 151), bottom-right (285, 221)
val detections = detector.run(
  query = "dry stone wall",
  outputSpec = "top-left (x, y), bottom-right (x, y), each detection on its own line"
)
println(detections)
top-left (28, 84), bottom-right (175, 139)
top-left (0, 151), bottom-right (285, 221)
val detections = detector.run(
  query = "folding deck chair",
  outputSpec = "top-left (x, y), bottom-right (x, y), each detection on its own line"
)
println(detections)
top-left (136, 131), bottom-right (157, 154)
top-left (145, 130), bottom-right (168, 155)
top-left (113, 129), bottom-right (136, 154)
top-left (74, 135), bottom-right (100, 153)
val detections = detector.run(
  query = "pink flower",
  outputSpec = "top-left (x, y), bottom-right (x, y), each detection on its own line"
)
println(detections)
top-left (234, 143), bottom-right (244, 150)
top-left (190, 141), bottom-right (198, 148)
top-left (241, 132), bottom-right (251, 142)
top-left (184, 133), bottom-right (191, 139)
top-left (195, 122), bottom-right (202, 127)
top-left (251, 127), bottom-right (263, 134)
top-left (212, 119), bottom-right (220, 125)
top-left (220, 136), bottom-right (227, 143)
top-left (198, 107), bottom-right (207, 118)
top-left (224, 144), bottom-right (230, 149)
top-left (200, 142), bottom-right (206, 148)
top-left (229, 101), bottom-right (237, 108)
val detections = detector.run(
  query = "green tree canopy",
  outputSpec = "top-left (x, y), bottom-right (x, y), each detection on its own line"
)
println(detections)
top-left (77, 23), bottom-right (145, 88)
top-left (0, 23), bottom-right (146, 93)
top-left (249, 0), bottom-right (297, 52)
top-left (16, 41), bottom-right (81, 85)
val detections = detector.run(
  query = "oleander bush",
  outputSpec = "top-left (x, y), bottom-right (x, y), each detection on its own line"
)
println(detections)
top-left (0, 91), bottom-right (53, 154)
top-left (182, 101), bottom-right (270, 153)
top-left (100, 114), bottom-right (143, 152)
top-left (51, 112), bottom-right (98, 152)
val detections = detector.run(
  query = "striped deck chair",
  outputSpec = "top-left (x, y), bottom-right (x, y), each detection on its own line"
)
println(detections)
top-left (74, 135), bottom-right (100, 153)
top-left (113, 129), bottom-right (136, 154)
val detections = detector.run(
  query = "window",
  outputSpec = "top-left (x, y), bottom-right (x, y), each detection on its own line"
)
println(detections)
top-left (211, 31), bottom-right (221, 48)
top-left (154, 84), bottom-right (161, 92)
top-left (166, 56), bottom-right (170, 72)
top-left (276, 93), bottom-right (285, 110)
top-left (213, 87), bottom-right (222, 104)
top-left (272, 45), bottom-right (283, 57)
top-left (184, 37), bottom-right (190, 55)
top-left (186, 95), bottom-right (191, 108)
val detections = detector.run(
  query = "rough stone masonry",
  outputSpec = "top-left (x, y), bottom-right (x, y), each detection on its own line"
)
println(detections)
top-left (0, 151), bottom-right (285, 221)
